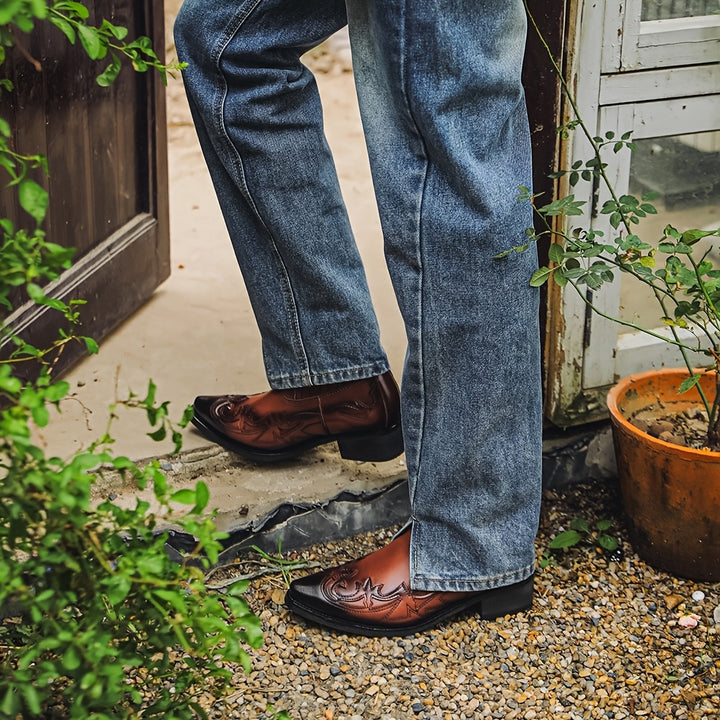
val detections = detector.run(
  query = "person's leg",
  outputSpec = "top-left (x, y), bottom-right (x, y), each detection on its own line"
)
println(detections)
top-left (174, 0), bottom-right (388, 390)
top-left (349, 0), bottom-right (542, 591)
top-left (286, 0), bottom-right (542, 634)
top-left (174, 0), bottom-right (404, 462)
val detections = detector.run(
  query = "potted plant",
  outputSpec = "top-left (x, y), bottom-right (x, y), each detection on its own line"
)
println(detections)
top-left (501, 9), bottom-right (720, 581)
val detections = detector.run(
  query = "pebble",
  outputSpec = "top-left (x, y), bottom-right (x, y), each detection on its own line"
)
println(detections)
top-left (195, 482), bottom-right (719, 719)
top-left (677, 614), bottom-right (701, 629)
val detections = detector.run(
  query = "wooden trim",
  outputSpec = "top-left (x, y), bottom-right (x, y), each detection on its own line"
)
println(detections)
top-left (148, 0), bottom-right (171, 285)
top-left (523, 0), bottom-right (570, 421)
top-left (2, 214), bottom-right (163, 377)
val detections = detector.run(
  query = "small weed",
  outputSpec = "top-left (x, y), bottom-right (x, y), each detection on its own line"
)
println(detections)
top-left (266, 706), bottom-right (292, 720)
top-left (537, 549), bottom-right (557, 569)
top-left (251, 541), bottom-right (314, 588)
top-left (541, 517), bottom-right (621, 566)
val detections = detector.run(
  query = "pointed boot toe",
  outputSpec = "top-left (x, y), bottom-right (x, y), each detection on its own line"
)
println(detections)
top-left (192, 395), bottom-right (215, 419)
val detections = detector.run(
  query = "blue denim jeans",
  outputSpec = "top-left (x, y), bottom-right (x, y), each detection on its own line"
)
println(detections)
top-left (175, 0), bottom-right (542, 592)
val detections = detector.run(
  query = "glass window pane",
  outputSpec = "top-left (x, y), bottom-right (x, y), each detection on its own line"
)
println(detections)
top-left (642, 0), bottom-right (720, 20)
top-left (620, 131), bottom-right (720, 327)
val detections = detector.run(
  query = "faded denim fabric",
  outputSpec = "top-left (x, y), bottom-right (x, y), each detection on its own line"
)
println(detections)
top-left (175, 0), bottom-right (542, 591)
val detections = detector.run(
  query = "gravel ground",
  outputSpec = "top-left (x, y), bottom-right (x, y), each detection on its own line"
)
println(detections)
top-left (201, 480), bottom-right (719, 720)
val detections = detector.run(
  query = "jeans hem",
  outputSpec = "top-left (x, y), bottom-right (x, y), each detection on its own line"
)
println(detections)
top-left (267, 360), bottom-right (391, 389)
top-left (410, 562), bottom-right (536, 593)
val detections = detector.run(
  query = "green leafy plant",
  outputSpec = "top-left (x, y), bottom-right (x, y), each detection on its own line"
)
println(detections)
top-left (549, 517), bottom-right (620, 554)
top-left (0, 448), bottom-right (263, 718)
top-left (0, 1), bottom-right (185, 85)
top-left (539, 518), bottom-right (620, 568)
top-left (502, 3), bottom-right (720, 449)
top-left (266, 707), bottom-right (292, 720)
top-left (0, 3), bottom-right (262, 718)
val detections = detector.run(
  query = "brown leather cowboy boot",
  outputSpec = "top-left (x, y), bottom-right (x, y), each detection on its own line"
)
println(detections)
top-left (285, 530), bottom-right (534, 637)
top-left (192, 370), bottom-right (402, 463)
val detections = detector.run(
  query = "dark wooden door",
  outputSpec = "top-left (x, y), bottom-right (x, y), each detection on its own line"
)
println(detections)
top-left (0, 0), bottom-right (169, 377)
top-left (523, 0), bottom-right (568, 380)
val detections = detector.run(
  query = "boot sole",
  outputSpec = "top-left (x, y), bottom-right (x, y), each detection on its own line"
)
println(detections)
top-left (191, 413), bottom-right (404, 464)
top-left (284, 575), bottom-right (534, 638)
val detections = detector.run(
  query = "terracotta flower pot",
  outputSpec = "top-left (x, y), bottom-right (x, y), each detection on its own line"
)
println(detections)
top-left (607, 368), bottom-right (720, 581)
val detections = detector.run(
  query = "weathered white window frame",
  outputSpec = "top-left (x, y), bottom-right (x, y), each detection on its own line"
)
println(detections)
top-left (544, 0), bottom-right (720, 427)
top-left (603, 0), bottom-right (720, 71)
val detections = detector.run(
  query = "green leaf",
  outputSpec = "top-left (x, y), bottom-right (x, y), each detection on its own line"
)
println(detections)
top-left (62, 645), bottom-right (81, 672)
top-left (96, 55), bottom-right (121, 87)
top-left (83, 336), bottom-right (99, 354)
top-left (570, 517), bottom-right (590, 533)
top-left (55, 1), bottom-right (90, 19)
top-left (539, 195), bottom-right (586, 217)
top-left (170, 488), bottom-right (196, 505)
top-left (530, 266), bottom-right (553, 287)
top-left (49, 14), bottom-right (77, 43)
top-left (147, 426), bottom-right (167, 442)
top-left (597, 534), bottom-right (619, 552)
top-left (548, 529), bottom-right (582, 549)
top-left (678, 374), bottom-right (701, 394)
top-left (100, 18), bottom-right (129, 40)
top-left (68, 452), bottom-right (104, 474)
top-left (31, 404), bottom-right (50, 428)
top-left (155, 588), bottom-right (191, 613)
top-left (106, 575), bottom-right (131, 606)
top-left (77, 24), bottom-right (105, 60)
top-left (681, 229), bottom-right (715, 246)
top-left (193, 481), bottom-right (210, 512)
top-left (548, 243), bottom-right (565, 264)
top-left (152, 470), bottom-right (167, 498)
top-left (180, 404), bottom-right (195, 427)
top-left (79, 671), bottom-right (98, 691)
top-left (45, 380), bottom-right (70, 402)
top-left (18, 178), bottom-right (48, 223)
top-left (136, 554), bottom-right (166, 577)
top-left (0, 687), bottom-right (18, 717)
top-left (243, 615), bottom-right (264, 649)
top-left (142, 379), bottom-right (157, 407)
top-left (225, 579), bottom-right (251, 597)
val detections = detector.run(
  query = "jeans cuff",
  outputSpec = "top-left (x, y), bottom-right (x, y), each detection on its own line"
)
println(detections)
top-left (410, 562), bottom-right (536, 593)
top-left (268, 360), bottom-right (391, 389)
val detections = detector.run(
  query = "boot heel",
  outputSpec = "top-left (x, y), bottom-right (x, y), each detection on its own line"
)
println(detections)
top-left (479, 575), bottom-right (534, 620)
top-left (337, 425), bottom-right (404, 462)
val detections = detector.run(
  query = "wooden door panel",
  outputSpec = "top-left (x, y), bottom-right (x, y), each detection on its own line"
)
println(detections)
top-left (0, 0), bottom-right (169, 378)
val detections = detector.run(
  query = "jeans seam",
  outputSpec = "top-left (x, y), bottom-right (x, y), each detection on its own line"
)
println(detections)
top-left (212, 0), bottom-right (312, 383)
top-left (398, 0), bottom-right (428, 523)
